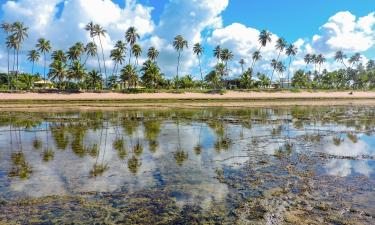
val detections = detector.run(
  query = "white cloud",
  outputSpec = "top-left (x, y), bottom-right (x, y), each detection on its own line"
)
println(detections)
top-left (311, 11), bottom-right (375, 55)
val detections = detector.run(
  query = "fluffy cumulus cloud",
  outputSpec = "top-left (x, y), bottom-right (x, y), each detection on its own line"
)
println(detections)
top-left (312, 11), bottom-right (375, 55)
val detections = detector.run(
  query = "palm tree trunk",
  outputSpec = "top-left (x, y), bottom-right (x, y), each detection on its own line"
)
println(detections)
top-left (198, 55), bottom-right (203, 82)
top-left (98, 36), bottom-right (107, 88)
top-left (287, 57), bottom-right (292, 86)
top-left (15, 48), bottom-right (19, 90)
top-left (43, 52), bottom-right (46, 83)
top-left (32, 61), bottom-right (34, 75)
top-left (176, 51), bottom-right (181, 89)
top-left (7, 48), bottom-right (10, 90)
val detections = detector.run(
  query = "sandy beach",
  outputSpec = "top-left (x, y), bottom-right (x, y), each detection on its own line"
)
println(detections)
top-left (1, 91), bottom-right (375, 101)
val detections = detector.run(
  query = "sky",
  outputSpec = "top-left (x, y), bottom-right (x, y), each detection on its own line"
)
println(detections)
top-left (0, 0), bottom-right (374, 79)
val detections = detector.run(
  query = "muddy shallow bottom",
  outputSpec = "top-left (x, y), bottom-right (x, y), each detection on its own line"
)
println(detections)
top-left (0, 105), bottom-right (374, 224)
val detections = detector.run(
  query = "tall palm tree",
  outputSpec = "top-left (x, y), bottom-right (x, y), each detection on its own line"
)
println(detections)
top-left (349, 53), bottom-right (361, 68)
top-left (36, 38), bottom-right (52, 83)
top-left (239, 59), bottom-right (245, 75)
top-left (214, 45), bottom-right (222, 64)
top-left (316, 54), bottom-right (326, 74)
top-left (271, 37), bottom-right (287, 81)
top-left (193, 43), bottom-right (204, 81)
top-left (5, 35), bottom-right (16, 89)
top-left (220, 48), bottom-right (234, 75)
top-left (258, 29), bottom-right (272, 51)
top-left (1, 22), bottom-right (12, 88)
top-left (285, 44), bottom-right (298, 84)
top-left (334, 50), bottom-right (347, 69)
top-left (83, 42), bottom-right (97, 66)
top-left (11, 22), bottom-right (29, 80)
top-left (270, 59), bottom-right (278, 81)
top-left (304, 54), bottom-right (312, 71)
top-left (93, 24), bottom-right (107, 87)
top-left (132, 43), bottom-right (142, 66)
top-left (110, 48), bottom-right (125, 77)
top-left (251, 51), bottom-right (262, 71)
top-left (125, 27), bottom-right (140, 64)
top-left (172, 35), bottom-right (188, 86)
top-left (27, 50), bottom-right (40, 75)
top-left (85, 22), bottom-right (102, 75)
top-left (147, 47), bottom-right (159, 62)
top-left (276, 61), bottom-right (286, 85)
top-left (48, 60), bottom-right (67, 89)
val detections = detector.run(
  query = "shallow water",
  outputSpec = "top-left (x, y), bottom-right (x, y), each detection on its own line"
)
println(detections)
top-left (0, 106), bottom-right (374, 224)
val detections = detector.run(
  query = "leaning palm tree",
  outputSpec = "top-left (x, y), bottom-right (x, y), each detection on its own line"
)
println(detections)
top-left (93, 24), bottom-right (107, 87)
top-left (125, 27), bottom-right (140, 64)
top-left (147, 47), bottom-right (159, 62)
top-left (132, 43), bottom-right (142, 66)
top-left (270, 59), bottom-right (278, 81)
top-left (172, 35), bottom-right (188, 87)
top-left (285, 44), bottom-right (298, 84)
top-left (36, 38), bottom-right (52, 83)
top-left (193, 43), bottom-right (204, 81)
top-left (220, 48), bottom-right (234, 75)
top-left (349, 53), bottom-right (361, 68)
top-left (276, 61), bottom-right (286, 85)
top-left (110, 48), bottom-right (125, 77)
top-left (83, 42), bottom-right (98, 66)
top-left (27, 50), bottom-right (40, 75)
top-left (239, 59), bottom-right (245, 75)
top-left (214, 45), bottom-right (222, 64)
top-left (271, 37), bottom-right (287, 81)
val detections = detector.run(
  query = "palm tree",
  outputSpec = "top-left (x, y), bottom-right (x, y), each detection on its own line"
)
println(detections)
top-left (220, 48), bottom-right (234, 75)
top-left (88, 70), bottom-right (102, 90)
top-left (48, 60), bottom-right (67, 89)
top-left (132, 43), bottom-right (142, 66)
top-left (214, 45), bottom-right (222, 64)
top-left (85, 22), bottom-right (102, 75)
top-left (349, 53), bottom-right (361, 68)
top-left (271, 37), bottom-right (287, 81)
top-left (83, 42), bottom-right (97, 66)
top-left (110, 48), bottom-right (125, 77)
top-left (5, 36), bottom-right (16, 89)
top-left (258, 29), bottom-right (272, 51)
top-left (304, 54), bottom-right (312, 71)
top-left (270, 59), bottom-right (278, 81)
top-left (285, 44), bottom-right (298, 84)
top-left (36, 38), bottom-right (52, 83)
top-left (1, 22), bottom-right (12, 88)
top-left (67, 42), bottom-right (84, 63)
top-left (147, 47), bottom-right (159, 62)
top-left (27, 50), bottom-right (40, 75)
top-left (120, 64), bottom-right (138, 88)
top-left (251, 51), bottom-right (262, 71)
top-left (239, 59), bottom-right (245, 75)
top-left (193, 43), bottom-right (204, 81)
top-left (93, 24), bottom-right (107, 87)
top-left (68, 61), bottom-right (86, 84)
top-left (276, 61), bottom-right (286, 85)
top-left (172, 35), bottom-right (188, 87)
top-left (125, 27), bottom-right (140, 64)
top-left (11, 22), bottom-right (29, 80)
top-left (51, 50), bottom-right (67, 63)
top-left (316, 54), bottom-right (326, 74)
top-left (334, 50), bottom-right (347, 69)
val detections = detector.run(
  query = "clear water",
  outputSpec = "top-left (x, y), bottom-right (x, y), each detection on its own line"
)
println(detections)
top-left (0, 106), bottom-right (374, 224)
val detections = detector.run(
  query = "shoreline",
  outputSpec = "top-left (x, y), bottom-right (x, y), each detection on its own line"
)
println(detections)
top-left (1, 91), bottom-right (375, 102)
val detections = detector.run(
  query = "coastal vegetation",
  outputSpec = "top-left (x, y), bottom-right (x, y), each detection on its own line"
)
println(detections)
top-left (1, 21), bottom-right (375, 92)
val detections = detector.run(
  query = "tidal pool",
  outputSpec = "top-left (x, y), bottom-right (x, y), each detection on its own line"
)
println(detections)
top-left (0, 106), bottom-right (374, 224)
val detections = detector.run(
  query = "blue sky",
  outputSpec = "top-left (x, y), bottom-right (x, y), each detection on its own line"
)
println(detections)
top-left (0, 0), bottom-right (374, 78)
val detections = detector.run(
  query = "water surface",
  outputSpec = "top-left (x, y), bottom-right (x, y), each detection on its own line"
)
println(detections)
top-left (0, 106), bottom-right (374, 224)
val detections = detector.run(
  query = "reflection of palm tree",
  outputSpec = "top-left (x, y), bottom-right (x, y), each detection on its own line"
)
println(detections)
top-left (194, 123), bottom-right (204, 155)
top-left (144, 120), bottom-right (161, 153)
top-left (128, 155), bottom-right (141, 174)
top-left (174, 118), bottom-right (188, 166)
